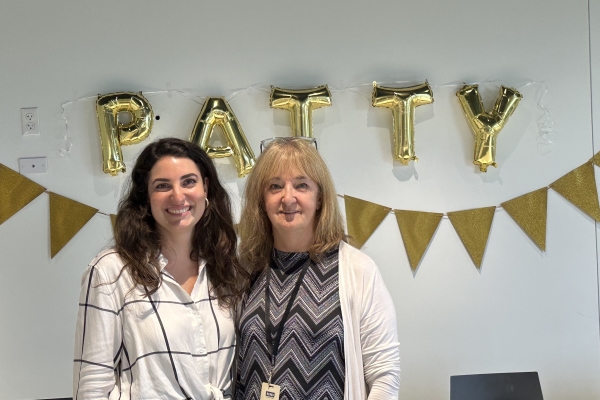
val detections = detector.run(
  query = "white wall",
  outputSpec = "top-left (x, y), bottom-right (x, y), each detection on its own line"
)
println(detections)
top-left (0, 1), bottom-right (598, 398)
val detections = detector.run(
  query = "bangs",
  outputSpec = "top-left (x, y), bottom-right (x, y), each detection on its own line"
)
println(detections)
top-left (260, 145), bottom-right (320, 186)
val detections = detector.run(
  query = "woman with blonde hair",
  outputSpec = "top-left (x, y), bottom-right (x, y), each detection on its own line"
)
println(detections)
top-left (235, 137), bottom-right (400, 400)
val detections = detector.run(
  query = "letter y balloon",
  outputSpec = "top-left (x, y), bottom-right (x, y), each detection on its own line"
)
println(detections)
top-left (456, 84), bottom-right (522, 172)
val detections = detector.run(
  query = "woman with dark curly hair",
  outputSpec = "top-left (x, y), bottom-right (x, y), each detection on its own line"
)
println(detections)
top-left (73, 137), bottom-right (247, 400)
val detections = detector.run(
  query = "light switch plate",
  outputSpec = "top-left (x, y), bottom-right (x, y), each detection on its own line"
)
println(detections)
top-left (19, 157), bottom-right (47, 173)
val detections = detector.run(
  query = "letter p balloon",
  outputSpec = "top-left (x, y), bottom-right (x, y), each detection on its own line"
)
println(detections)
top-left (96, 92), bottom-right (153, 176)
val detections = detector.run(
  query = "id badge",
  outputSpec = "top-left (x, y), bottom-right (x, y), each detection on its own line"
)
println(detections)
top-left (260, 382), bottom-right (280, 400)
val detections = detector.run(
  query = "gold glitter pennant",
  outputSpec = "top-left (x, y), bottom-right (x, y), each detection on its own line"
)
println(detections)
top-left (592, 151), bottom-right (600, 167)
top-left (344, 195), bottom-right (390, 249)
top-left (0, 164), bottom-right (46, 225)
top-left (447, 207), bottom-right (496, 269)
top-left (49, 192), bottom-right (98, 258)
top-left (501, 188), bottom-right (548, 251)
top-left (110, 214), bottom-right (117, 234)
top-left (394, 210), bottom-right (443, 271)
top-left (550, 161), bottom-right (600, 222)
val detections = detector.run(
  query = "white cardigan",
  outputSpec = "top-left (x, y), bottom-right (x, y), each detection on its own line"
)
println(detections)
top-left (338, 241), bottom-right (401, 400)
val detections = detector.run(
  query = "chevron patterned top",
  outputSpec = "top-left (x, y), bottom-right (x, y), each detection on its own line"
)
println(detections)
top-left (236, 248), bottom-right (345, 399)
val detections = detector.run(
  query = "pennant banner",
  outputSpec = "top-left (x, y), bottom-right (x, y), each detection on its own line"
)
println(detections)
top-left (501, 188), bottom-right (548, 251)
top-left (344, 195), bottom-right (390, 249)
top-left (394, 210), bottom-right (443, 271)
top-left (0, 164), bottom-right (46, 225)
top-left (550, 161), bottom-right (600, 222)
top-left (49, 192), bottom-right (98, 258)
top-left (3, 152), bottom-right (600, 272)
top-left (447, 207), bottom-right (496, 269)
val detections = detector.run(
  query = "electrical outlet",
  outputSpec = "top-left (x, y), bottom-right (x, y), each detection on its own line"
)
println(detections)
top-left (21, 107), bottom-right (40, 135)
top-left (19, 157), bottom-right (47, 173)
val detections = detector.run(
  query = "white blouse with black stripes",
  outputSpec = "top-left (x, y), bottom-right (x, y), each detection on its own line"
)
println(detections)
top-left (73, 249), bottom-right (235, 400)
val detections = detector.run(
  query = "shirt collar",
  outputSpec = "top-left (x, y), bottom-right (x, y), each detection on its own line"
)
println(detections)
top-left (157, 253), bottom-right (207, 276)
top-left (157, 253), bottom-right (169, 271)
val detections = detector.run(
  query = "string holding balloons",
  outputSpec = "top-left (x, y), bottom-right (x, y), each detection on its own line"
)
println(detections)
top-left (96, 92), bottom-right (154, 176)
top-left (456, 84), bottom-right (523, 172)
top-left (372, 81), bottom-right (434, 165)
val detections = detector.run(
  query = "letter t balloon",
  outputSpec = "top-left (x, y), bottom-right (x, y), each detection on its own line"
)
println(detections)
top-left (372, 81), bottom-right (434, 165)
top-left (270, 85), bottom-right (332, 138)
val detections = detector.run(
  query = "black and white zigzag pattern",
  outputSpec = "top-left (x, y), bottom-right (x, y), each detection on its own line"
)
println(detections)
top-left (236, 249), bottom-right (345, 400)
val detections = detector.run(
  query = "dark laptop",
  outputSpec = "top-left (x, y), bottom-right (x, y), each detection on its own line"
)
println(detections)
top-left (450, 371), bottom-right (543, 400)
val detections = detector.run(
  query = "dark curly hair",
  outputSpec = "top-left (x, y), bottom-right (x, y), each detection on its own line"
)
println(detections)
top-left (114, 137), bottom-right (247, 307)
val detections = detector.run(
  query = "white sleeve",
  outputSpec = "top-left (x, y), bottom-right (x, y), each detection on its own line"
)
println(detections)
top-left (360, 261), bottom-right (401, 399)
top-left (73, 263), bottom-right (123, 400)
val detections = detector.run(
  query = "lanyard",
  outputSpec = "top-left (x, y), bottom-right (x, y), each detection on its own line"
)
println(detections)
top-left (264, 258), bottom-right (311, 371)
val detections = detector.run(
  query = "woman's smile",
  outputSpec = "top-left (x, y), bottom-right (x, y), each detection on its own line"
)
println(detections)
top-left (166, 205), bottom-right (192, 215)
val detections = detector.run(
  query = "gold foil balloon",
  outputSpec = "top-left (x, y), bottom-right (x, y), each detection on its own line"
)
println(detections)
top-left (270, 85), bottom-right (332, 138)
top-left (456, 84), bottom-right (522, 172)
top-left (372, 81), bottom-right (434, 165)
top-left (189, 97), bottom-right (255, 178)
top-left (96, 92), bottom-right (153, 176)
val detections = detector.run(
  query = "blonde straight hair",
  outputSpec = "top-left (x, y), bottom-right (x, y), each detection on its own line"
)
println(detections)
top-left (238, 138), bottom-right (346, 275)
